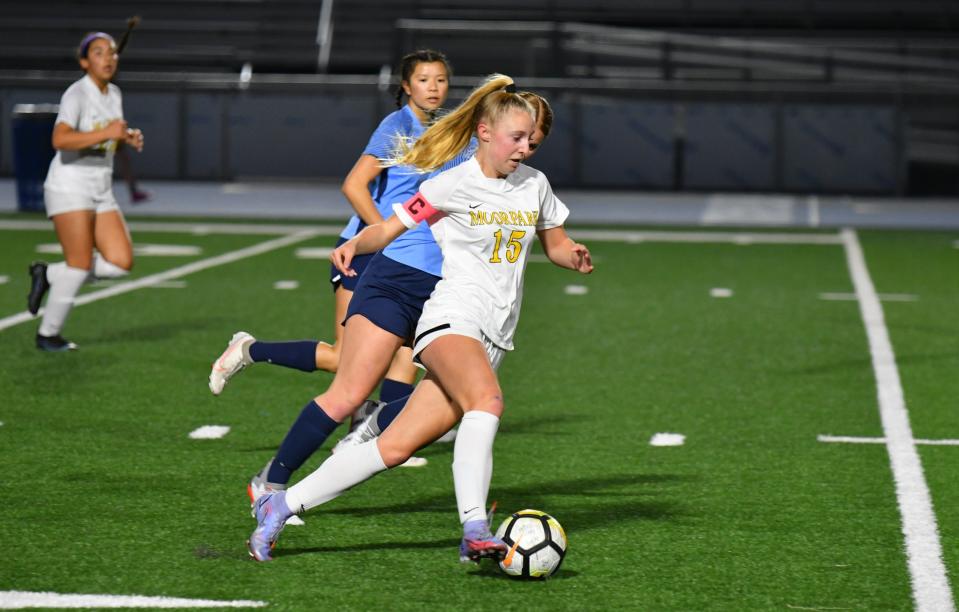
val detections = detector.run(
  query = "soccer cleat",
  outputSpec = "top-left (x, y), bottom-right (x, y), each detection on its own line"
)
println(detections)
top-left (436, 426), bottom-right (458, 444)
top-left (399, 456), bottom-right (428, 468)
top-left (331, 401), bottom-right (429, 467)
top-left (347, 397), bottom-right (380, 433)
top-left (36, 334), bottom-right (77, 352)
top-left (331, 400), bottom-right (384, 454)
top-left (131, 189), bottom-right (151, 203)
top-left (209, 331), bottom-right (254, 395)
top-left (247, 458), bottom-right (285, 506)
top-left (248, 459), bottom-right (304, 526)
top-left (247, 490), bottom-right (293, 562)
top-left (459, 518), bottom-right (508, 563)
top-left (27, 261), bottom-right (50, 315)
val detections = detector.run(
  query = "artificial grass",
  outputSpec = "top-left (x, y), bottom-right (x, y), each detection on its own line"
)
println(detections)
top-left (1, 223), bottom-right (954, 610)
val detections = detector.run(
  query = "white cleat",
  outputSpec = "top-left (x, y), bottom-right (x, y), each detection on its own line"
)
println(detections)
top-left (331, 400), bottom-right (385, 453)
top-left (399, 456), bottom-right (428, 468)
top-left (332, 400), bottom-right (428, 467)
top-left (209, 331), bottom-right (254, 395)
top-left (436, 427), bottom-right (458, 444)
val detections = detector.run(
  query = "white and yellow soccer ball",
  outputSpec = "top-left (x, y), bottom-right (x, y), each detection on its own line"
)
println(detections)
top-left (495, 509), bottom-right (567, 579)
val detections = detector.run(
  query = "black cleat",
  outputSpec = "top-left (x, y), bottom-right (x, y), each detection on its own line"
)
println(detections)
top-left (27, 261), bottom-right (50, 315)
top-left (36, 334), bottom-right (78, 352)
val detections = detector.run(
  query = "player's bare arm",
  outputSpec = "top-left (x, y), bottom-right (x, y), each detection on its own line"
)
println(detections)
top-left (536, 226), bottom-right (593, 274)
top-left (330, 215), bottom-right (407, 276)
top-left (52, 120), bottom-right (127, 150)
top-left (341, 154), bottom-right (387, 226)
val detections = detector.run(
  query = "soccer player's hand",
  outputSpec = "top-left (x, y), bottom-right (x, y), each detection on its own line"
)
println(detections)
top-left (571, 243), bottom-right (593, 274)
top-left (104, 119), bottom-right (128, 141)
top-left (125, 128), bottom-right (144, 152)
top-left (331, 240), bottom-right (358, 277)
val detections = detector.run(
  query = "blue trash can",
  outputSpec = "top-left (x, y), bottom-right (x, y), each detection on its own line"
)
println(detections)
top-left (11, 103), bottom-right (59, 212)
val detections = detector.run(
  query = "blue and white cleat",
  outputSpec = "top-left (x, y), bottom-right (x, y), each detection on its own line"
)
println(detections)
top-left (247, 490), bottom-right (293, 562)
top-left (36, 333), bottom-right (77, 352)
top-left (459, 518), bottom-right (508, 563)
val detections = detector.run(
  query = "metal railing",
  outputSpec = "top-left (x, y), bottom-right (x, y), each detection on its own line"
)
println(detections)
top-left (393, 18), bottom-right (959, 93)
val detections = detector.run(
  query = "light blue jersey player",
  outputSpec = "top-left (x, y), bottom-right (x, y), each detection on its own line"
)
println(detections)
top-left (209, 49), bottom-right (452, 393)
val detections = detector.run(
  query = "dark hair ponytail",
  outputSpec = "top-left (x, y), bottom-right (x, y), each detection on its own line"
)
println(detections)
top-left (395, 49), bottom-right (451, 108)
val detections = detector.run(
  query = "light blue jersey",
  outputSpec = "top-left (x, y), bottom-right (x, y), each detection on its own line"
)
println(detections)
top-left (339, 105), bottom-right (428, 240)
top-left (382, 140), bottom-right (477, 277)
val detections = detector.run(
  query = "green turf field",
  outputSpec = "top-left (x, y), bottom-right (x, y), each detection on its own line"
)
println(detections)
top-left (1, 215), bottom-right (956, 610)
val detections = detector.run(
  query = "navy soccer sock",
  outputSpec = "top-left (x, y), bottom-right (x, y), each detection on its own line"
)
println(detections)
top-left (249, 340), bottom-right (319, 372)
top-left (267, 400), bottom-right (340, 485)
top-left (376, 379), bottom-right (414, 432)
top-left (379, 378), bottom-right (414, 404)
top-left (377, 393), bottom-right (412, 433)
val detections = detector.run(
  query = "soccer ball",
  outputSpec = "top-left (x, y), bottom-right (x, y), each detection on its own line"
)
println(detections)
top-left (494, 509), bottom-right (567, 579)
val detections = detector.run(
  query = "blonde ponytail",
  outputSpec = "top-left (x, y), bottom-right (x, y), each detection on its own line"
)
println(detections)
top-left (389, 73), bottom-right (535, 173)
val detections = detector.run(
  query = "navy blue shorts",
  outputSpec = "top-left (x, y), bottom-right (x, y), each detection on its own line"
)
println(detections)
top-left (330, 237), bottom-right (375, 292)
top-left (345, 252), bottom-right (441, 346)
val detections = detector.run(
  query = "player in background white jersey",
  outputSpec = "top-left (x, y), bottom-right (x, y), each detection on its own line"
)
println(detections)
top-left (26, 31), bottom-right (144, 351)
top-left (248, 74), bottom-right (593, 563)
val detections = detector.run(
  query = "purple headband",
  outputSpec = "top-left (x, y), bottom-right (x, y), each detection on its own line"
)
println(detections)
top-left (79, 32), bottom-right (115, 58)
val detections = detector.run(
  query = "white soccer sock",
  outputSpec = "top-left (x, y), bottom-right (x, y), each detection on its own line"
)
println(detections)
top-left (452, 410), bottom-right (500, 526)
top-left (38, 264), bottom-right (90, 336)
top-left (284, 439), bottom-right (387, 513)
top-left (92, 253), bottom-right (129, 279)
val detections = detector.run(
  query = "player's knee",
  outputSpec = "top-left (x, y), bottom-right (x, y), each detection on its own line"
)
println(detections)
top-left (376, 437), bottom-right (412, 468)
top-left (316, 389), bottom-right (367, 421)
top-left (109, 253), bottom-right (133, 272)
top-left (467, 391), bottom-right (504, 418)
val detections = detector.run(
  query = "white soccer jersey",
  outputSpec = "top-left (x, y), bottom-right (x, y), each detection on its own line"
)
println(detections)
top-left (394, 156), bottom-right (569, 350)
top-left (44, 74), bottom-right (124, 196)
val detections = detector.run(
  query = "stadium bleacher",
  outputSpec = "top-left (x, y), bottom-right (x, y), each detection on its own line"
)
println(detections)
top-left (0, 1), bottom-right (955, 193)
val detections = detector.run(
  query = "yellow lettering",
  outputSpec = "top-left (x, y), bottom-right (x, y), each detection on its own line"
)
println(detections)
top-left (470, 210), bottom-right (490, 226)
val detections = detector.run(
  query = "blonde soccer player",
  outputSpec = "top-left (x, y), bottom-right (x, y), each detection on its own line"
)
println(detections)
top-left (248, 75), bottom-right (592, 563)
top-left (237, 92), bottom-right (554, 507)
top-left (27, 30), bottom-right (143, 351)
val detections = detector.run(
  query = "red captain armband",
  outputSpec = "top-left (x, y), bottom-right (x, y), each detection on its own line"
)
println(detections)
top-left (402, 192), bottom-right (439, 224)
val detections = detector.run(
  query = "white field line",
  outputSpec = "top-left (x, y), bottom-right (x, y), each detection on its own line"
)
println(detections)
top-left (0, 590), bottom-right (266, 608)
top-left (37, 243), bottom-right (204, 257)
top-left (568, 229), bottom-right (842, 245)
top-left (189, 425), bottom-right (231, 440)
top-left (0, 230), bottom-right (322, 333)
top-left (0, 218), bottom-right (842, 245)
top-left (819, 435), bottom-right (959, 446)
top-left (841, 227), bottom-right (954, 612)
top-left (294, 247), bottom-right (335, 259)
top-left (89, 279), bottom-right (188, 289)
top-left (0, 219), bottom-right (343, 236)
top-left (819, 292), bottom-right (919, 302)
top-left (650, 432), bottom-right (685, 446)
